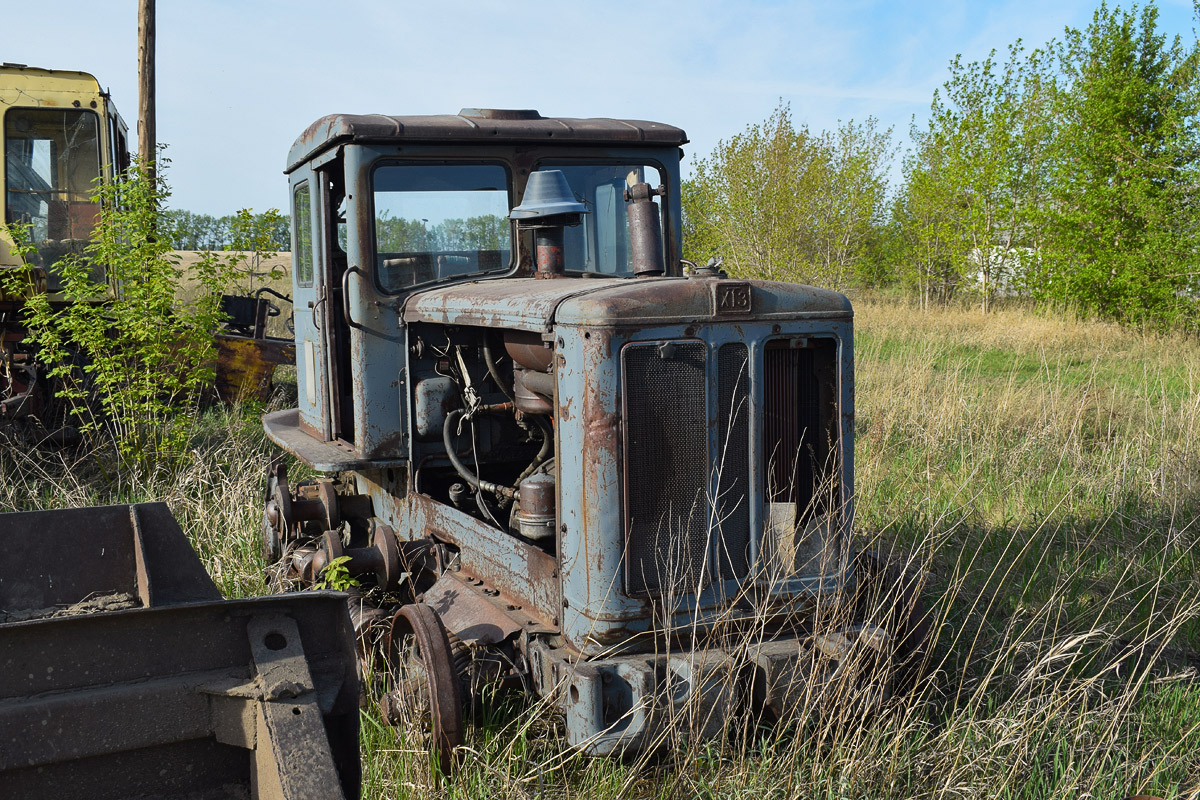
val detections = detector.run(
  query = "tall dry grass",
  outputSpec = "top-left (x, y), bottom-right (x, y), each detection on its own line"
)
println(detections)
top-left (359, 298), bottom-right (1200, 798)
top-left (0, 397), bottom-right (277, 598)
top-left (2, 299), bottom-right (1198, 798)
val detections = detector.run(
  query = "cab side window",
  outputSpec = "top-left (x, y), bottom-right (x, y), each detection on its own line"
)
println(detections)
top-left (293, 182), bottom-right (313, 287)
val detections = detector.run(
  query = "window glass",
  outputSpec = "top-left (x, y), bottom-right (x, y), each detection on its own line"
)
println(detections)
top-left (293, 182), bottom-right (313, 287)
top-left (4, 108), bottom-right (101, 276)
top-left (537, 163), bottom-right (664, 275)
top-left (372, 163), bottom-right (511, 292)
top-left (107, 113), bottom-right (130, 176)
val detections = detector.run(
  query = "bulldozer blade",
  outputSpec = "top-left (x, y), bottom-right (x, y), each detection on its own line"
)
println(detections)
top-left (0, 503), bottom-right (360, 800)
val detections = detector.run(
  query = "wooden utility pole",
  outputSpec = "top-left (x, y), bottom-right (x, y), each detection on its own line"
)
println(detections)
top-left (137, 0), bottom-right (156, 187)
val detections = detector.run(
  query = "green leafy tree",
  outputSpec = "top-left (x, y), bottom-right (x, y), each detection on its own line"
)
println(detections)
top-left (684, 103), bottom-right (819, 282)
top-left (683, 102), bottom-right (894, 289)
top-left (808, 118), bottom-right (896, 288)
top-left (1039, 2), bottom-right (1200, 326)
top-left (895, 42), bottom-right (1055, 310)
top-left (164, 209), bottom-right (289, 252)
top-left (892, 143), bottom-right (966, 307)
top-left (440, 214), bottom-right (508, 251)
top-left (375, 212), bottom-right (508, 254)
top-left (375, 211), bottom-right (431, 253)
top-left (225, 207), bottom-right (287, 294)
top-left (890, 1), bottom-right (1200, 327)
top-left (5, 156), bottom-right (231, 462)
top-left (164, 209), bottom-right (229, 250)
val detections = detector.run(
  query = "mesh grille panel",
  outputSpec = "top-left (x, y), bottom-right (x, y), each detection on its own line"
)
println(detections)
top-left (715, 344), bottom-right (751, 580)
top-left (624, 342), bottom-right (709, 595)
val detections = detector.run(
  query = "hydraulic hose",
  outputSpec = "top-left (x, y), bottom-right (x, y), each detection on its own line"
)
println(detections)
top-left (442, 408), bottom-right (518, 500)
top-left (516, 415), bottom-right (554, 484)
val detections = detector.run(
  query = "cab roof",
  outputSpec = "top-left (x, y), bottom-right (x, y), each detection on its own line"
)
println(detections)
top-left (285, 109), bottom-right (688, 174)
top-left (0, 64), bottom-right (106, 107)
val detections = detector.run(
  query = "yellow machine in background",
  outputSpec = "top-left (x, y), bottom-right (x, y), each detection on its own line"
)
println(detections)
top-left (1, 64), bottom-right (128, 433)
top-left (1, 63), bottom-right (129, 278)
top-left (1, 64), bottom-right (291, 431)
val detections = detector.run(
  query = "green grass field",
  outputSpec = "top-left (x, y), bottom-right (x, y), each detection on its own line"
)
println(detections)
top-left (3, 297), bottom-right (1198, 798)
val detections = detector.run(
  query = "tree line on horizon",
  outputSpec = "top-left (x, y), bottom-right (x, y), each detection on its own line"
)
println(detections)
top-left (683, 1), bottom-right (1200, 330)
top-left (163, 208), bottom-right (289, 252)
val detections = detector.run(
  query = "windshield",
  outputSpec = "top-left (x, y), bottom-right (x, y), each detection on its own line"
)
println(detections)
top-left (373, 163), bottom-right (511, 292)
top-left (537, 162), bottom-right (665, 275)
top-left (4, 108), bottom-right (101, 278)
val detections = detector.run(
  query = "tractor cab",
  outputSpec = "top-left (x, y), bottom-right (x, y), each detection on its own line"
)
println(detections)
top-left (270, 109), bottom-right (685, 459)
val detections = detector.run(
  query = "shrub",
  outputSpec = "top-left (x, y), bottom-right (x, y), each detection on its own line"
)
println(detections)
top-left (4, 155), bottom-right (232, 464)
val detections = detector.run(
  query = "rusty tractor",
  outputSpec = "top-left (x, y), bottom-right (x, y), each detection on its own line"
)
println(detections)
top-left (213, 286), bottom-right (296, 404)
top-left (261, 109), bottom-right (930, 771)
top-left (0, 64), bottom-right (129, 441)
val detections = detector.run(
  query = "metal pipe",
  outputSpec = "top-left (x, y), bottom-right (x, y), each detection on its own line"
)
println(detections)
top-left (535, 227), bottom-right (565, 279)
top-left (516, 416), bottom-right (554, 484)
top-left (625, 182), bottom-right (666, 277)
top-left (521, 369), bottom-right (555, 398)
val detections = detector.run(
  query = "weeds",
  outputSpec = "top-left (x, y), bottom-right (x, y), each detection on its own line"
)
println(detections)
top-left (3, 155), bottom-right (236, 466)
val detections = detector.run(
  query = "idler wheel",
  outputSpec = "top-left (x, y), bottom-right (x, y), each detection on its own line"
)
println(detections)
top-left (261, 457), bottom-right (291, 564)
top-left (372, 523), bottom-right (403, 591)
top-left (381, 604), bottom-right (464, 778)
top-left (317, 479), bottom-right (341, 531)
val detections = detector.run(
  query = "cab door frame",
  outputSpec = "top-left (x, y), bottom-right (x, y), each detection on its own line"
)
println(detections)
top-left (316, 155), bottom-right (355, 446)
top-left (288, 165), bottom-right (331, 440)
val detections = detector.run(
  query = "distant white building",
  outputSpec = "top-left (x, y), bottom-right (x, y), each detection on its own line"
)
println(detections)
top-left (968, 233), bottom-right (1037, 297)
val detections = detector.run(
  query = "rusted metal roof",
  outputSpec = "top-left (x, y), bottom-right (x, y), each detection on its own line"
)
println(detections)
top-left (286, 110), bottom-right (688, 173)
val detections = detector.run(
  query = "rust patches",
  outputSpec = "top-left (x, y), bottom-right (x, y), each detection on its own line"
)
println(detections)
top-left (503, 330), bottom-right (553, 371)
top-left (410, 494), bottom-right (558, 627)
top-left (579, 328), bottom-right (622, 603)
top-left (368, 426), bottom-right (407, 457)
top-left (287, 113), bottom-right (688, 175)
top-left (553, 278), bottom-right (854, 328)
top-left (423, 572), bottom-right (523, 645)
top-left (212, 334), bottom-right (295, 404)
top-left (402, 276), bottom-right (629, 332)
top-left (0, 502), bottom-right (360, 797)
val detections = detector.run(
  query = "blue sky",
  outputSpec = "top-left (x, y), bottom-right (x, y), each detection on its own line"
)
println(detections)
top-left (6, 1), bottom-right (1197, 216)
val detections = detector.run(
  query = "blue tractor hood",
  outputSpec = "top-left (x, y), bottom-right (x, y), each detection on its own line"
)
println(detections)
top-left (401, 276), bottom-right (853, 333)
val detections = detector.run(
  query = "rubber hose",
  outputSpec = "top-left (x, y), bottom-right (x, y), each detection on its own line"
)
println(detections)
top-left (442, 408), bottom-right (517, 500)
top-left (516, 415), bottom-right (554, 483)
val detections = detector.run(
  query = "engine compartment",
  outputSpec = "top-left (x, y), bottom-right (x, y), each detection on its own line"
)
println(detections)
top-left (408, 323), bottom-right (560, 555)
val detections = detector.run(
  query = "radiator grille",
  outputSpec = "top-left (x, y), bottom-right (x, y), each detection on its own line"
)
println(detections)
top-left (624, 337), bottom-right (838, 595)
top-left (624, 342), bottom-right (709, 595)
top-left (715, 344), bottom-right (750, 580)
top-left (763, 344), bottom-right (820, 510)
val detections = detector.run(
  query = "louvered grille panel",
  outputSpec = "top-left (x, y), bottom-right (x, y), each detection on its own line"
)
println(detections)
top-left (624, 342), bottom-right (709, 595)
top-left (764, 344), bottom-right (821, 513)
top-left (715, 344), bottom-right (750, 580)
